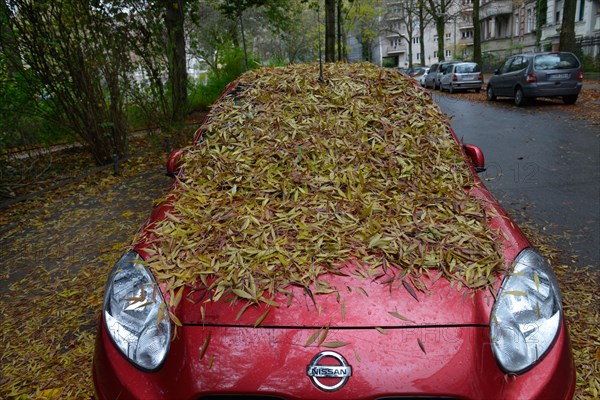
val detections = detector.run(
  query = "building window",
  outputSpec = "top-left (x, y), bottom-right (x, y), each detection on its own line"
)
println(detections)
top-left (462, 30), bottom-right (473, 38)
top-left (526, 8), bottom-right (534, 33)
top-left (445, 50), bottom-right (452, 58)
top-left (556, 11), bottom-right (561, 24)
top-left (412, 37), bottom-right (420, 44)
top-left (434, 51), bottom-right (438, 58)
top-left (578, 0), bottom-right (585, 21)
top-left (416, 53), bottom-right (421, 60)
top-left (446, 33), bottom-right (452, 40)
top-left (390, 38), bottom-right (402, 47)
top-left (514, 12), bottom-right (520, 35)
top-left (434, 35), bottom-right (438, 42)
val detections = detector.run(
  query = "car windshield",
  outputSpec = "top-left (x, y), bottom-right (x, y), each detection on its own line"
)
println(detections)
top-left (440, 64), bottom-right (453, 72)
top-left (534, 53), bottom-right (579, 70)
top-left (455, 63), bottom-right (480, 73)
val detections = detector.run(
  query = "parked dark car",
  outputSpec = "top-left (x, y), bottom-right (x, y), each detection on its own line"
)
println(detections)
top-left (486, 52), bottom-right (583, 106)
top-left (440, 62), bottom-right (483, 93)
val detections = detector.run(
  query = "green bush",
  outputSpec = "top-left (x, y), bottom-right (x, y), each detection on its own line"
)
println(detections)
top-left (189, 47), bottom-right (260, 112)
top-left (580, 54), bottom-right (600, 73)
top-left (0, 69), bottom-right (72, 153)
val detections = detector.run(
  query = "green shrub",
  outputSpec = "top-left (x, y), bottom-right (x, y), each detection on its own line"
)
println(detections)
top-left (189, 47), bottom-right (260, 112)
top-left (0, 69), bottom-right (72, 153)
top-left (581, 54), bottom-right (600, 73)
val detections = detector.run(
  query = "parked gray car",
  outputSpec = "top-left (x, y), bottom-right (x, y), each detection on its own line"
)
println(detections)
top-left (440, 62), bottom-right (483, 93)
top-left (424, 61), bottom-right (457, 90)
top-left (423, 63), bottom-right (440, 89)
top-left (486, 52), bottom-right (583, 106)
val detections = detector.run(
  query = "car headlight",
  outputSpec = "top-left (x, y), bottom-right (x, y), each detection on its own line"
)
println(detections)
top-left (103, 251), bottom-right (171, 371)
top-left (490, 248), bottom-right (562, 374)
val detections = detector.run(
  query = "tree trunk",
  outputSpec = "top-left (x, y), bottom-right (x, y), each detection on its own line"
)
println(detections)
top-left (419, 0), bottom-right (426, 66)
top-left (436, 17), bottom-right (445, 61)
top-left (472, 0), bottom-right (481, 65)
top-left (164, 0), bottom-right (188, 122)
top-left (325, 0), bottom-right (336, 62)
top-left (337, 0), bottom-right (342, 61)
top-left (535, 0), bottom-right (547, 49)
top-left (559, 0), bottom-right (577, 52)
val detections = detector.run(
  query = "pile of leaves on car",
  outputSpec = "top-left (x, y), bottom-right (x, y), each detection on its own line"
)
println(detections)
top-left (146, 62), bottom-right (505, 311)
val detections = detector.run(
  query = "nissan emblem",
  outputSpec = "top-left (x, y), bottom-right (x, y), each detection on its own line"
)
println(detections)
top-left (306, 351), bottom-right (352, 392)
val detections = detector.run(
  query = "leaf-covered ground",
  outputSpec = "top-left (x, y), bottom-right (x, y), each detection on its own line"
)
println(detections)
top-left (0, 76), bottom-right (598, 399)
top-left (1, 144), bottom-right (171, 399)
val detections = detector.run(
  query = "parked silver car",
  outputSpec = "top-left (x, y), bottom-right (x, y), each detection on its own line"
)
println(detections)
top-left (440, 62), bottom-right (483, 93)
top-left (410, 66), bottom-right (430, 86)
top-left (424, 61), bottom-right (457, 90)
top-left (423, 63), bottom-right (439, 89)
top-left (486, 52), bottom-right (583, 106)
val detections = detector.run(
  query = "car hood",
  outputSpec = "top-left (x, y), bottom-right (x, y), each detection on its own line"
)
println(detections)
top-left (172, 267), bottom-right (495, 328)
top-left (136, 186), bottom-right (528, 329)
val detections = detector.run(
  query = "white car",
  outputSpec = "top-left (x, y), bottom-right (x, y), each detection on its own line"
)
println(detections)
top-left (412, 67), bottom-right (430, 86)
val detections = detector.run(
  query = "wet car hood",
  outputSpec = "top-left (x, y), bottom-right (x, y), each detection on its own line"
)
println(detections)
top-left (136, 185), bottom-right (528, 329)
top-left (173, 267), bottom-right (494, 327)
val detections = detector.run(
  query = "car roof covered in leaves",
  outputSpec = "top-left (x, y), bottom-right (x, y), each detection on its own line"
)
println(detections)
top-left (145, 62), bottom-right (505, 313)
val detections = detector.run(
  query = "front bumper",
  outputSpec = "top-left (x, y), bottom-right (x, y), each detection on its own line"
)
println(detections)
top-left (93, 320), bottom-right (575, 400)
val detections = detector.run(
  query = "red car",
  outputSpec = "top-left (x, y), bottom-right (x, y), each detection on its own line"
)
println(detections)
top-left (93, 63), bottom-right (575, 399)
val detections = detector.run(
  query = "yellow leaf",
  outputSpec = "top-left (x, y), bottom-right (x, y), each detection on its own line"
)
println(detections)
top-left (254, 308), bottom-right (270, 327)
top-left (322, 341), bottom-right (350, 348)
top-left (232, 288), bottom-right (254, 300)
top-left (200, 332), bottom-right (211, 359)
top-left (375, 327), bottom-right (387, 335)
top-left (388, 311), bottom-right (414, 323)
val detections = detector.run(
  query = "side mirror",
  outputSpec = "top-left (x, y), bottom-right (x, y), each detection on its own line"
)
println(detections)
top-left (494, 69), bottom-right (500, 75)
top-left (166, 149), bottom-right (185, 177)
top-left (463, 144), bottom-right (486, 173)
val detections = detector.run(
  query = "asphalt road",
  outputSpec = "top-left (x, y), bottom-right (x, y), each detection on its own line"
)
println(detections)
top-left (434, 92), bottom-right (600, 269)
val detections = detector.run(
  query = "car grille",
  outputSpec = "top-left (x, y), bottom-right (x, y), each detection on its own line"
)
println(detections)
top-left (199, 397), bottom-right (285, 400)
top-left (377, 397), bottom-right (460, 399)
top-left (198, 396), bottom-right (459, 400)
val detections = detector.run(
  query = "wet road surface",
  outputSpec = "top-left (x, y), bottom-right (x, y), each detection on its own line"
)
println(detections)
top-left (434, 93), bottom-right (600, 268)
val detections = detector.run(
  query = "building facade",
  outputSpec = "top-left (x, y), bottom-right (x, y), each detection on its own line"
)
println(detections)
top-left (375, 0), bottom-right (475, 67)
top-left (540, 0), bottom-right (600, 55)
top-left (373, 0), bottom-right (600, 69)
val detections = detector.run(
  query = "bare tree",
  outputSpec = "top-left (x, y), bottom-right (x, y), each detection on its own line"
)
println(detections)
top-left (383, 0), bottom-right (420, 68)
top-left (2, 0), bottom-right (130, 165)
top-left (425, 0), bottom-right (456, 61)
top-left (187, 1), bottom-right (237, 73)
top-left (346, 0), bottom-right (382, 63)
